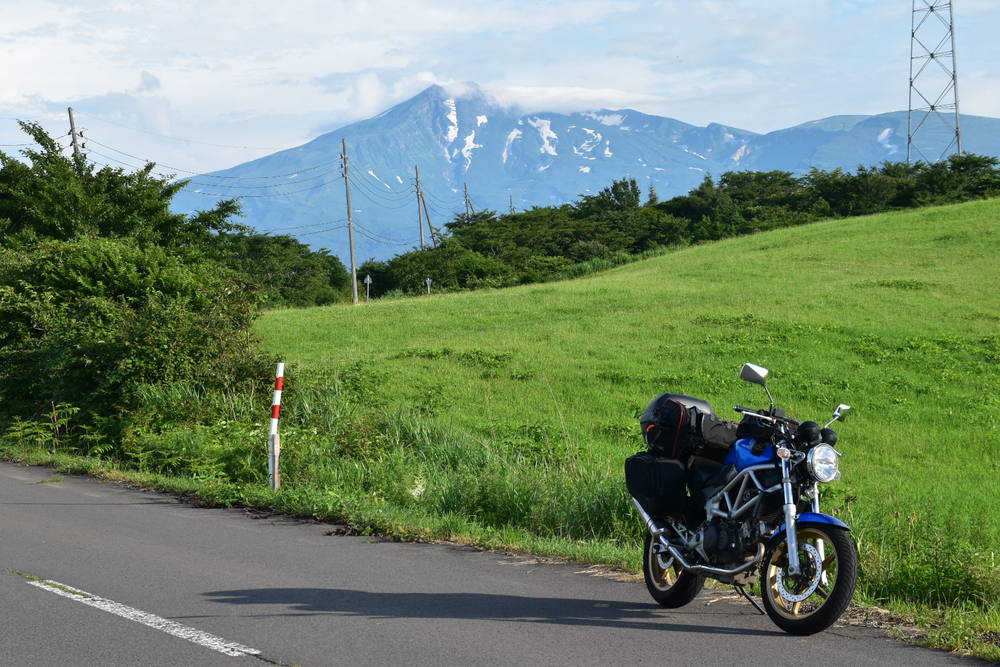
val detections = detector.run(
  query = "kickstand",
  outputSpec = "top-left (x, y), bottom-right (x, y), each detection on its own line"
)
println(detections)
top-left (734, 584), bottom-right (766, 615)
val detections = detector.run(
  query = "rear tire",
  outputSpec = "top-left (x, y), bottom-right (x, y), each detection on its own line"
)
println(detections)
top-left (761, 525), bottom-right (857, 635)
top-left (643, 532), bottom-right (704, 608)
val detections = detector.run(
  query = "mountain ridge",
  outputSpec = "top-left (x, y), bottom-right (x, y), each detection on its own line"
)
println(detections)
top-left (169, 83), bottom-right (1000, 261)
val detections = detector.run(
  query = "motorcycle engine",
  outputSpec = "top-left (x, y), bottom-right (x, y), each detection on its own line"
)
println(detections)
top-left (702, 519), bottom-right (746, 565)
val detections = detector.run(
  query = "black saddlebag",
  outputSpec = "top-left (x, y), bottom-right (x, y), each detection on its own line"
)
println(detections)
top-left (695, 414), bottom-right (739, 463)
top-left (641, 392), bottom-right (737, 462)
top-left (625, 451), bottom-right (688, 518)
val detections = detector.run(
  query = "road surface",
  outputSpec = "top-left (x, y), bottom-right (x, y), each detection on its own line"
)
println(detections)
top-left (0, 462), bottom-right (986, 666)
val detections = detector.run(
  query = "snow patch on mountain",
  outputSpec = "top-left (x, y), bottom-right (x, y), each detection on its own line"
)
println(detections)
top-left (502, 128), bottom-right (523, 164)
top-left (877, 127), bottom-right (899, 154)
top-left (367, 170), bottom-right (391, 189)
top-left (683, 147), bottom-right (707, 160)
top-left (528, 117), bottom-right (558, 156)
top-left (444, 98), bottom-right (458, 143)
top-left (731, 144), bottom-right (750, 162)
top-left (461, 131), bottom-right (483, 171)
top-left (585, 112), bottom-right (624, 126)
top-left (573, 128), bottom-right (602, 156)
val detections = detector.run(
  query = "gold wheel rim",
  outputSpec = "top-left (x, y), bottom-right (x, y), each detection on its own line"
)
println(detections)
top-left (765, 528), bottom-right (838, 620)
top-left (649, 543), bottom-right (681, 591)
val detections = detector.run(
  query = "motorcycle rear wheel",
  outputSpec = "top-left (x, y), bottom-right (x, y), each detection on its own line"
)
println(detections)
top-left (761, 525), bottom-right (857, 635)
top-left (643, 533), bottom-right (704, 608)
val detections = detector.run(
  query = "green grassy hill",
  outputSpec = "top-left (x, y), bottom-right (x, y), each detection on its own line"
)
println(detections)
top-left (257, 198), bottom-right (999, 616)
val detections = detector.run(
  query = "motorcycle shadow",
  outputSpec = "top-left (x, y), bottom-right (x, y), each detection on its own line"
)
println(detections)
top-left (201, 588), bottom-right (783, 636)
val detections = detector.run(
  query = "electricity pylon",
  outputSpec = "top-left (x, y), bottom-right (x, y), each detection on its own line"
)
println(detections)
top-left (907, 0), bottom-right (963, 163)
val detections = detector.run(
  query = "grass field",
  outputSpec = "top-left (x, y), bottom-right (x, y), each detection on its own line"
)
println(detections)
top-left (255, 199), bottom-right (999, 619)
top-left (4, 198), bottom-right (996, 655)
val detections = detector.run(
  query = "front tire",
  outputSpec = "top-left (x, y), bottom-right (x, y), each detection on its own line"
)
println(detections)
top-left (643, 533), bottom-right (704, 608)
top-left (761, 525), bottom-right (857, 635)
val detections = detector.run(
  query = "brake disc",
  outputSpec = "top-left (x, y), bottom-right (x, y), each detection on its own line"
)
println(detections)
top-left (775, 543), bottom-right (823, 603)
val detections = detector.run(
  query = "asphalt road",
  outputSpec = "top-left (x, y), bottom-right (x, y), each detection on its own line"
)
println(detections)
top-left (0, 462), bottom-right (987, 666)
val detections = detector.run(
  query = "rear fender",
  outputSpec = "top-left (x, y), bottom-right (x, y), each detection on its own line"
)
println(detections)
top-left (767, 512), bottom-right (850, 547)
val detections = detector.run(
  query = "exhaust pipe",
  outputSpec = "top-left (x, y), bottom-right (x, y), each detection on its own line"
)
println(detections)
top-left (662, 539), bottom-right (764, 577)
top-left (631, 495), bottom-right (761, 577)
top-left (630, 496), bottom-right (665, 536)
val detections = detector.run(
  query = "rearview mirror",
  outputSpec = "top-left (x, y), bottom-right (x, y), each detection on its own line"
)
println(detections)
top-left (834, 404), bottom-right (851, 420)
top-left (740, 363), bottom-right (770, 386)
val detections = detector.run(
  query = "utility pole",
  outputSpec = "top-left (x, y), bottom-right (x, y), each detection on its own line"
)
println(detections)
top-left (420, 188), bottom-right (435, 247)
top-left (414, 165), bottom-right (425, 249)
top-left (508, 194), bottom-right (516, 215)
top-left (341, 139), bottom-right (359, 305)
top-left (463, 182), bottom-right (474, 216)
top-left (67, 107), bottom-right (82, 162)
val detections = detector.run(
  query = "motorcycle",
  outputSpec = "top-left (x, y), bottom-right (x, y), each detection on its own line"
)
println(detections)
top-left (627, 363), bottom-right (857, 635)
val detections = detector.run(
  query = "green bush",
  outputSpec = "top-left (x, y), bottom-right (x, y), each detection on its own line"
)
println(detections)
top-left (0, 237), bottom-right (271, 421)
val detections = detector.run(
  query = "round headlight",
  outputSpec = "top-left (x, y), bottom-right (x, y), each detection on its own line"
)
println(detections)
top-left (806, 444), bottom-right (841, 483)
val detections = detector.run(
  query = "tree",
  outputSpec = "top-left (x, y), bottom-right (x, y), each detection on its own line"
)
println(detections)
top-left (0, 124), bottom-right (272, 441)
top-left (210, 233), bottom-right (351, 307)
top-left (575, 177), bottom-right (642, 217)
top-left (0, 122), bottom-right (243, 250)
top-left (0, 237), bottom-right (270, 420)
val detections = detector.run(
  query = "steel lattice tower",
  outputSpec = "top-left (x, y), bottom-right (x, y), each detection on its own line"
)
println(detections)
top-left (908, 0), bottom-right (963, 163)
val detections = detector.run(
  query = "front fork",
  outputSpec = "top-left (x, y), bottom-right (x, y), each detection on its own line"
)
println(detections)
top-left (781, 457), bottom-right (801, 575)
top-left (781, 470), bottom-right (826, 579)
top-left (810, 480), bottom-right (829, 586)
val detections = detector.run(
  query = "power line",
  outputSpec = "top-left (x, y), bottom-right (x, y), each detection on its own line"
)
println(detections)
top-left (421, 187), bottom-right (463, 207)
top-left (359, 170), bottom-right (413, 199)
top-left (184, 177), bottom-right (341, 198)
top-left (347, 171), bottom-right (413, 201)
top-left (294, 224), bottom-right (349, 237)
top-left (346, 177), bottom-right (414, 209)
top-left (264, 219), bottom-right (348, 232)
top-left (423, 198), bottom-right (461, 219)
top-left (86, 148), bottom-right (342, 198)
top-left (85, 135), bottom-right (335, 179)
top-left (78, 112), bottom-right (288, 151)
top-left (353, 220), bottom-right (420, 246)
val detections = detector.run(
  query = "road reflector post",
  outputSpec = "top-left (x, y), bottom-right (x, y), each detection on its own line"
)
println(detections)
top-left (268, 362), bottom-right (284, 491)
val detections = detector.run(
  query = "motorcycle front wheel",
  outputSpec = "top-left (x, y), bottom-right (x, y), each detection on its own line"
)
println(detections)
top-left (761, 525), bottom-right (857, 635)
top-left (643, 533), bottom-right (704, 608)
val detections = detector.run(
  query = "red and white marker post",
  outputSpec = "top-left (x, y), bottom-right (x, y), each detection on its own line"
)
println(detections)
top-left (268, 363), bottom-right (284, 490)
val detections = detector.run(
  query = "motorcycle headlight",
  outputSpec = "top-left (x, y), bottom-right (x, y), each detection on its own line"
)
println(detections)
top-left (806, 444), bottom-right (841, 483)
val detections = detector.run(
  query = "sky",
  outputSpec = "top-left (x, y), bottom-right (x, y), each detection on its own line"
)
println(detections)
top-left (2, 0), bottom-right (998, 174)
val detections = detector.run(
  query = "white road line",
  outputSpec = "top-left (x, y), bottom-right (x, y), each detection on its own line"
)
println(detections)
top-left (26, 579), bottom-right (262, 658)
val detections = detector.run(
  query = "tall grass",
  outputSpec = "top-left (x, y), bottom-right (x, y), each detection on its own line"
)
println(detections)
top-left (5, 200), bottom-right (996, 634)
top-left (253, 199), bottom-right (1000, 610)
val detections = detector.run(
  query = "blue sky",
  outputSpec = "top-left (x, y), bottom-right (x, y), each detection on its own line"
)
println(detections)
top-left (2, 0), bottom-right (998, 173)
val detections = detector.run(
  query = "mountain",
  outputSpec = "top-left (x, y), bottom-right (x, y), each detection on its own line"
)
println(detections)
top-left (169, 83), bottom-right (1000, 262)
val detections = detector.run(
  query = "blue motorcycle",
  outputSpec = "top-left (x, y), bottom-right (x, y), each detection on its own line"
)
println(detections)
top-left (627, 363), bottom-right (857, 635)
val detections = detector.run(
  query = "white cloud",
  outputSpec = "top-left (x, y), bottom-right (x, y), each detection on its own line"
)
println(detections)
top-left (2, 0), bottom-right (998, 171)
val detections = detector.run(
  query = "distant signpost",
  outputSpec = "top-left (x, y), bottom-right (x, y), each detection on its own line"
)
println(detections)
top-left (425, 277), bottom-right (432, 295)
top-left (364, 274), bottom-right (372, 303)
